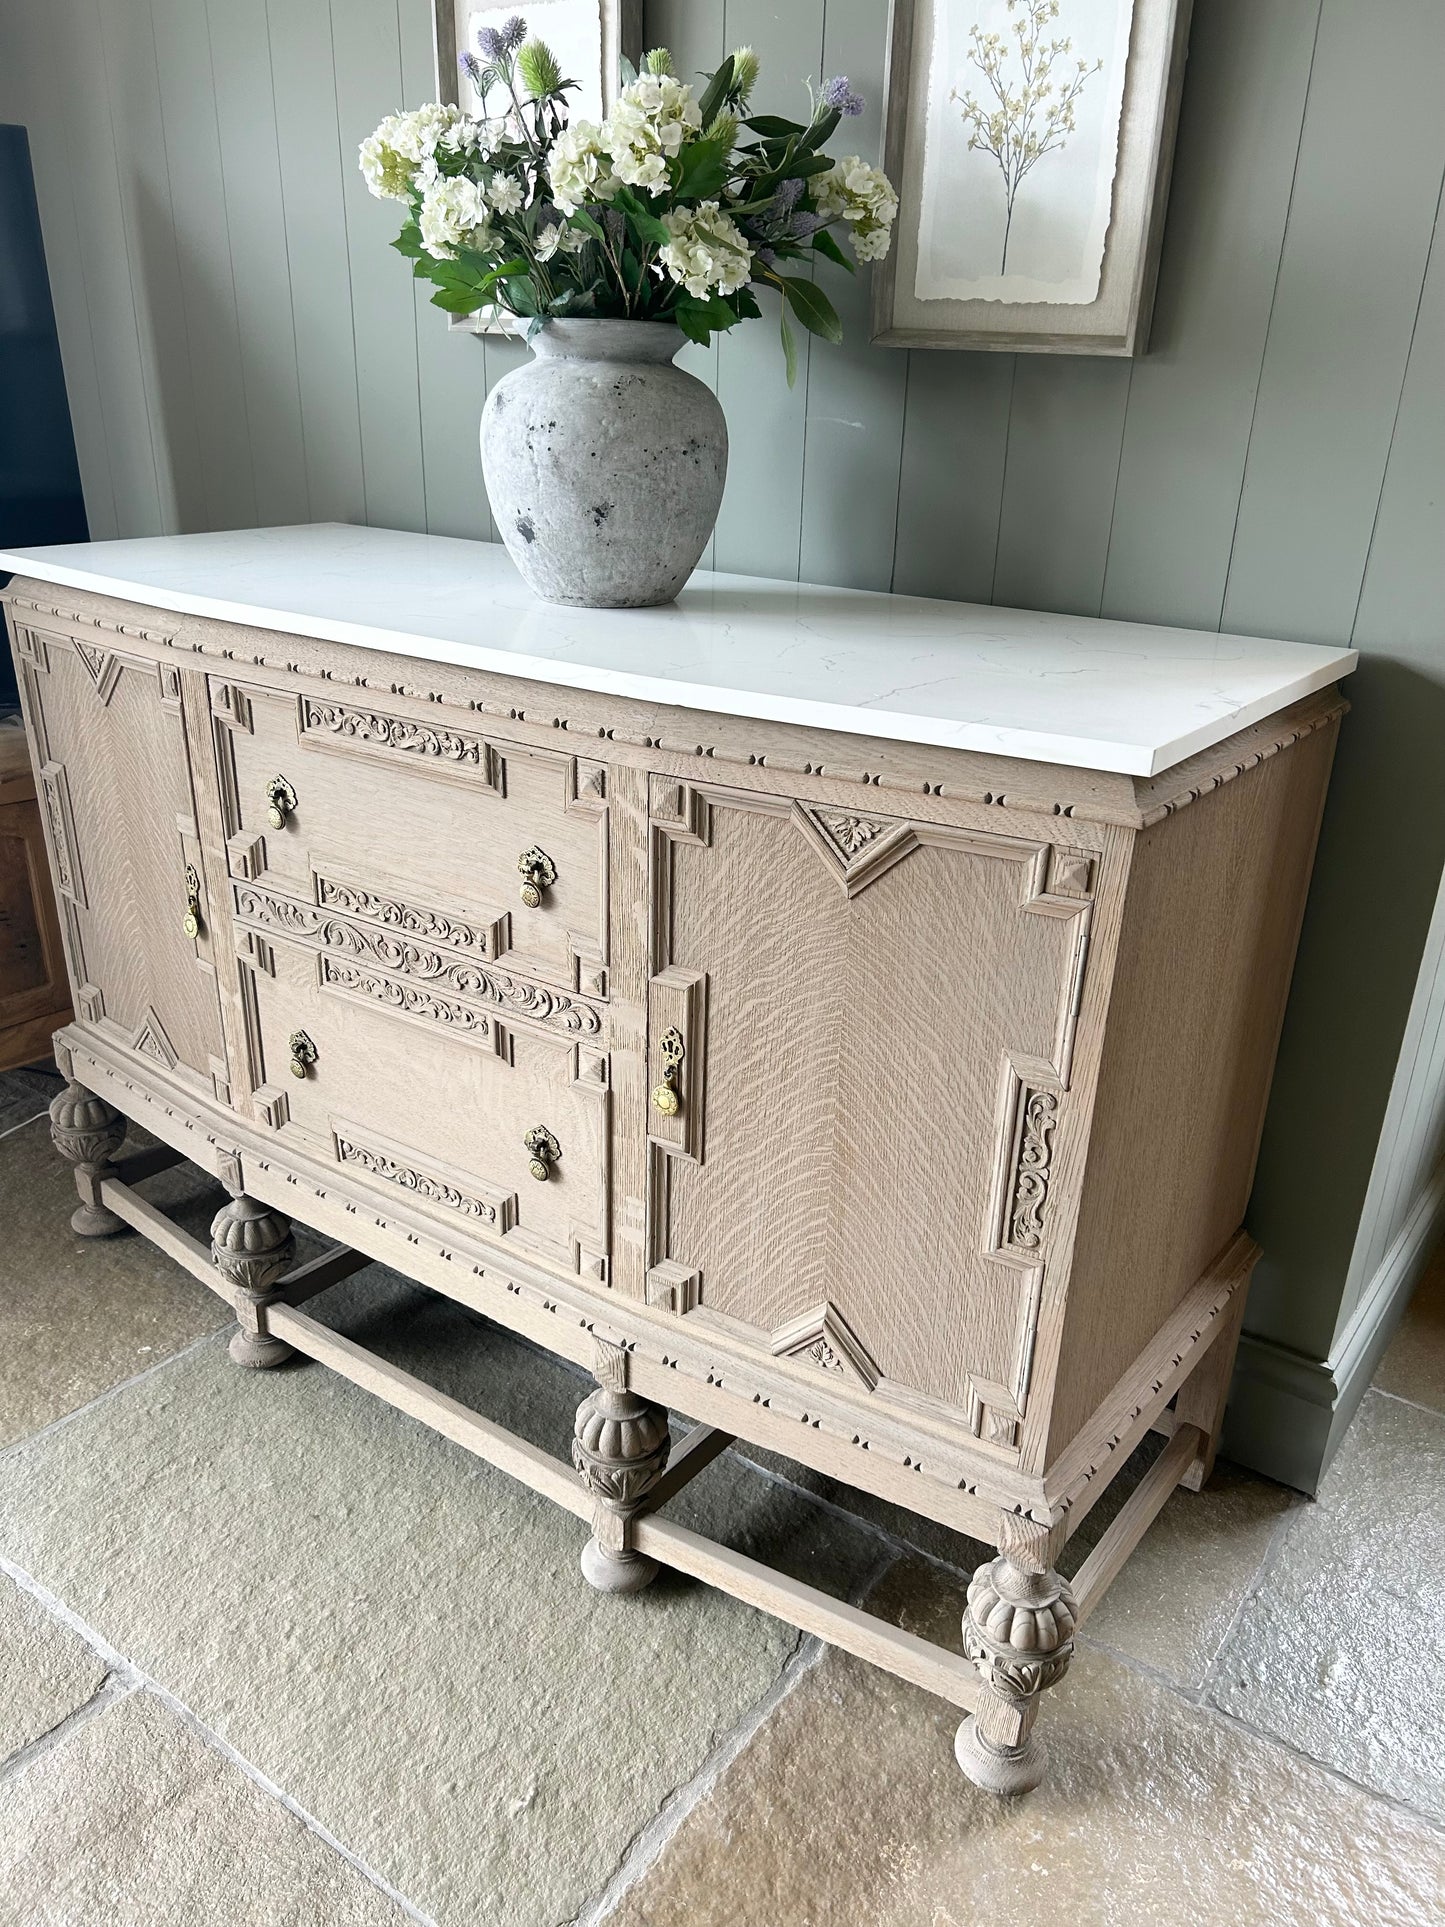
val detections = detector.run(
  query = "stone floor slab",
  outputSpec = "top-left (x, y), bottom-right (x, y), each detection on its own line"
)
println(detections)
top-left (0, 1063), bottom-right (63, 1136)
top-left (608, 1558), bottom-right (1445, 1927)
top-left (1374, 1238), bottom-right (1445, 1414)
top-left (0, 1119), bottom-right (233, 1450)
top-left (0, 1267), bottom-right (883, 1927)
top-left (738, 1432), bottom-right (1296, 1690)
top-left (1209, 1388), bottom-right (1445, 1820)
top-left (0, 1568), bottom-right (108, 1761)
top-left (0, 1689), bottom-right (407, 1926)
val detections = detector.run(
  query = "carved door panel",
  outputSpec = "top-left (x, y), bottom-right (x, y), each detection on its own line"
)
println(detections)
top-left (211, 682), bottom-right (607, 998)
top-left (12, 624), bottom-right (227, 1096)
top-left (234, 915), bottom-right (610, 1283)
top-left (646, 781), bottom-right (1093, 1453)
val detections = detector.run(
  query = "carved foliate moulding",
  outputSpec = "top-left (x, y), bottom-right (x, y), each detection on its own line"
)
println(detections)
top-left (572, 1343), bottom-right (671, 1518)
top-left (210, 1194), bottom-right (296, 1296)
top-left (48, 1082), bottom-right (126, 1169)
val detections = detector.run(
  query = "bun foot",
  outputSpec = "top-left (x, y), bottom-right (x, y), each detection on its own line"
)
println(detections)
top-left (580, 1536), bottom-right (659, 1594)
top-left (70, 1197), bottom-right (125, 1238)
top-left (955, 1715), bottom-right (1047, 1796)
top-left (228, 1327), bottom-right (294, 1371)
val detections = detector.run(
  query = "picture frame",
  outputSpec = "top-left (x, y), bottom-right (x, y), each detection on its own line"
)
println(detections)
top-left (871, 0), bottom-right (1192, 356)
top-left (431, 0), bottom-right (643, 335)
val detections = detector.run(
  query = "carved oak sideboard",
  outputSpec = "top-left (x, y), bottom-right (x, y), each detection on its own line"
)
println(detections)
top-left (0, 526), bottom-right (1355, 1797)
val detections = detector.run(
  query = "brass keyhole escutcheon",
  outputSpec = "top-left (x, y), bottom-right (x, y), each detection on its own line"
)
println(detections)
top-left (182, 863), bottom-right (203, 939)
top-left (524, 1125), bottom-right (561, 1182)
top-left (652, 1026), bottom-right (685, 1118)
top-left (517, 846), bottom-right (557, 909)
top-left (288, 1030), bottom-right (318, 1080)
top-left (265, 774), bottom-right (298, 831)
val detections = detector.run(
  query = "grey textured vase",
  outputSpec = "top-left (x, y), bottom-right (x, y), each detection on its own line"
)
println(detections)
top-left (480, 319), bottom-right (728, 608)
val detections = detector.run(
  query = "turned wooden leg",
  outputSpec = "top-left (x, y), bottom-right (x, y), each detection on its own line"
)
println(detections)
top-left (572, 1339), bottom-right (670, 1594)
top-left (211, 1195), bottom-right (296, 1370)
top-left (47, 1082), bottom-right (127, 1237)
top-left (956, 1520), bottom-right (1077, 1797)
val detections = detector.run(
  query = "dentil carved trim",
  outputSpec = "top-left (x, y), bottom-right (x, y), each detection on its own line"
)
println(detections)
top-left (233, 882), bottom-right (602, 1035)
top-left (335, 1134), bottom-right (501, 1226)
top-left (317, 874), bottom-right (500, 958)
top-left (1008, 1091), bottom-right (1059, 1250)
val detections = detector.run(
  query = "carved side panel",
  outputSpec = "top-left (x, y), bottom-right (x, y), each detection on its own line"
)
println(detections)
top-left (646, 778), bottom-right (1094, 1450)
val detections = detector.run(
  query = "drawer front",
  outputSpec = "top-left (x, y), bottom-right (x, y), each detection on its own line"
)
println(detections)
top-left (13, 623), bottom-right (226, 1095)
top-left (645, 781), bottom-right (1094, 1454)
top-left (236, 920), bottom-right (610, 1282)
top-left (211, 680), bottom-right (608, 998)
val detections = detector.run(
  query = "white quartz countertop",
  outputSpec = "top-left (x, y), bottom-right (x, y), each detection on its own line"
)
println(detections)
top-left (0, 523), bottom-right (1356, 778)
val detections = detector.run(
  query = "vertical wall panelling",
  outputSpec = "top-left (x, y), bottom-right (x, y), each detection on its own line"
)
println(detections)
top-left (710, 0), bottom-right (825, 580)
top-left (330, 0), bottom-right (427, 533)
top-left (93, 0), bottom-right (207, 532)
top-left (52, 0), bottom-right (169, 536)
top-left (149, 0), bottom-right (259, 531)
top-left (798, 0), bottom-right (909, 590)
top-left (890, 341), bottom-right (1014, 606)
top-left (1099, 0), bottom-right (1322, 632)
top-left (206, 0), bottom-right (311, 527)
top-left (0, 4), bottom-right (118, 536)
top-left (398, 0), bottom-right (493, 541)
top-left (1220, 0), bottom-right (1445, 646)
top-left (266, 0), bottom-right (367, 525)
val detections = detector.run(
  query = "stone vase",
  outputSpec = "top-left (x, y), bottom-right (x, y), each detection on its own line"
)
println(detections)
top-left (480, 318), bottom-right (728, 609)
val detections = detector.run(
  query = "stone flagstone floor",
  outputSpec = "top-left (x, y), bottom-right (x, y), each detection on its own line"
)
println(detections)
top-left (1, 1061), bottom-right (1443, 1925)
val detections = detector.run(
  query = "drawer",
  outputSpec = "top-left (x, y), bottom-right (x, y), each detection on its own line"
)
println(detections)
top-left (211, 680), bottom-right (608, 997)
top-left (237, 920), bottom-right (611, 1283)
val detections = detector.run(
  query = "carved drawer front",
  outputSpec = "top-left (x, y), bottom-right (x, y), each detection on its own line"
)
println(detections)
top-left (11, 624), bottom-right (227, 1097)
top-left (646, 782), bottom-right (1094, 1455)
top-left (211, 682), bottom-right (608, 998)
top-left (234, 913), bottom-right (610, 1283)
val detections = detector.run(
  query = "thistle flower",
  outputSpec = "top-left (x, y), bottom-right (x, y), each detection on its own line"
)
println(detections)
top-left (644, 47), bottom-right (675, 76)
top-left (459, 50), bottom-right (484, 92)
top-left (476, 25), bottom-right (505, 60)
top-left (517, 36), bottom-right (562, 99)
top-left (729, 47), bottom-right (760, 98)
top-left (820, 75), bottom-right (865, 116)
top-left (501, 14), bottom-right (527, 50)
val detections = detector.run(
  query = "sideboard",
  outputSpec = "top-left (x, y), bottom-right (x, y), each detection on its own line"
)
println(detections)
top-left (0, 525), bottom-right (1355, 1796)
top-left (0, 720), bottom-right (71, 1071)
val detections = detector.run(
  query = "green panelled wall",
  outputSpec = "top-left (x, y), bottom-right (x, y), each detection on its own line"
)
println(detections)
top-left (2, 0), bottom-right (1443, 1478)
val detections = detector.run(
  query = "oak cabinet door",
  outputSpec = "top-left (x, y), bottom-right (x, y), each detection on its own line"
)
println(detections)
top-left (13, 625), bottom-right (227, 1096)
top-left (646, 781), bottom-right (1093, 1452)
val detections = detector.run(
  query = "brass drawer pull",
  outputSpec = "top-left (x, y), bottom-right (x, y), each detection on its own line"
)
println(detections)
top-left (517, 846), bottom-right (557, 909)
top-left (265, 775), bottom-right (298, 830)
top-left (183, 863), bottom-right (203, 939)
top-left (524, 1125), bottom-right (561, 1181)
top-left (288, 1030), bottom-right (318, 1079)
top-left (652, 1026), bottom-right (685, 1118)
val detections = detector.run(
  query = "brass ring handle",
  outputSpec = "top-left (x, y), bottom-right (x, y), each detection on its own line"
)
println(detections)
top-left (288, 1030), bottom-right (318, 1079)
top-left (265, 775), bottom-right (298, 831)
top-left (652, 1026), bottom-right (685, 1118)
top-left (518, 846), bottom-right (557, 909)
top-left (524, 1125), bottom-right (561, 1181)
top-left (182, 863), bottom-right (203, 939)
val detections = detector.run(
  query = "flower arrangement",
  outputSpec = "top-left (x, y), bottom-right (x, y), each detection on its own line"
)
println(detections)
top-left (359, 19), bottom-right (898, 382)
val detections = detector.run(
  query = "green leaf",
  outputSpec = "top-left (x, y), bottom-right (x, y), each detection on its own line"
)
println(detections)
top-left (620, 247), bottom-right (643, 292)
top-left (804, 106), bottom-right (841, 150)
top-left (612, 185), bottom-right (671, 247)
top-left (780, 275), bottom-right (843, 344)
top-left (732, 285), bottom-right (762, 321)
top-left (744, 115), bottom-right (804, 138)
top-left (672, 299), bottom-right (714, 347)
top-left (811, 228), bottom-right (855, 273)
top-left (390, 223), bottom-right (425, 258)
top-left (430, 286), bottom-right (489, 314)
top-left (779, 306), bottom-right (798, 388)
top-left (695, 55), bottom-right (736, 129)
top-left (569, 207), bottom-right (607, 241)
top-left (619, 54), bottom-right (638, 86)
top-left (670, 133), bottom-right (732, 202)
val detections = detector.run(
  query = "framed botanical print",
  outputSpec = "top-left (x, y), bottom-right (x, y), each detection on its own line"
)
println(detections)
top-left (871, 0), bottom-right (1192, 354)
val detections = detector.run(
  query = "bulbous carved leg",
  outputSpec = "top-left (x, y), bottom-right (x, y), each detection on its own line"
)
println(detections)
top-left (572, 1340), bottom-right (670, 1594)
top-left (211, 1195), bottom-right (296, 1370)
top-left (956, 1528), bottom-right (1077, 1797)
top-left (48, 1082), bottom-right (127, 1237)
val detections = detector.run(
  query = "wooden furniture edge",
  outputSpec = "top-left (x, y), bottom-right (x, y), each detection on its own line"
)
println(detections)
top-left (1071, 1422), bottom-right (1204, 1623)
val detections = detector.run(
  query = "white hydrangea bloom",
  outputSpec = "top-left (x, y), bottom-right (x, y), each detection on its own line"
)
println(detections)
top-left (659, 201), bottom-right (752, 299)
top-left (418, 175), bottom-right (496, 258)
top-left (600, 73), bottom-right (702, 196)
top-left (548, 120), bottom-right (619, 215)
top-left (815, 155), bottom-right (898, 262)
top-left (360, 103), bottom-right (475, 202)
top-left (487, 172), bottom-right (525, 215)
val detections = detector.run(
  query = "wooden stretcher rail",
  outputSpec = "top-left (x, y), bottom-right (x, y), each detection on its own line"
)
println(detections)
top-left (1071, 1423), bottom-right (1204, 1625)
top-left (269, 1303), bottom-right (994, 1723)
